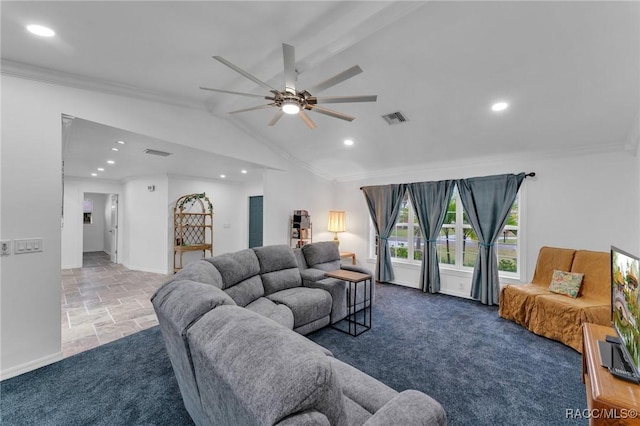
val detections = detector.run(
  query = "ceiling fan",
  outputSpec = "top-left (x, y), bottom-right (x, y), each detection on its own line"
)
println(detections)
top-left (200, 43), bottom-right (377, 129)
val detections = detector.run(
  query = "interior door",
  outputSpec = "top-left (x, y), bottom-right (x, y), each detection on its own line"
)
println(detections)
top-left (109, 194), bottom-right (118, 263)
top-left (248, 196), bottom-right (263, 248)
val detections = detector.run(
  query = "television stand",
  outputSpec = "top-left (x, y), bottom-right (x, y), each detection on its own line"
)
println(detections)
top-left (582, 323), bottom-right (640, 425)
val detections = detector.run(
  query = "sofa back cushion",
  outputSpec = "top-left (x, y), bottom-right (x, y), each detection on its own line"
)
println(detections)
top-left (187, 305), bottom-right (347, 426)
top-left (253, 245), bottom-right (303, 295)
top-left (207, 249), bottom-right (265, 307)
top-left (171, 260), bottom-right (224, 289)
top-left (302, 241), bottom-right (341, 272)
top-left (571, 250), bottom-right (610, 301)
top-left (531, 246), bottom-right (576, 286)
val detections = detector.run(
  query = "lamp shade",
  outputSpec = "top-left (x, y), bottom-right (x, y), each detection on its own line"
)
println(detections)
top-left (328, 211), bottom-right (346, 233)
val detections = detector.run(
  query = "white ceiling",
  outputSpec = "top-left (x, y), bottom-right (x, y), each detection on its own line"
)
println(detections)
top-left (2, 1), bottom-right (639, 182)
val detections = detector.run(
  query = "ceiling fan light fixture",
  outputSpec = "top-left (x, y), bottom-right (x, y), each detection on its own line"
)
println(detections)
top-left (282, 100), bottom-right (300, 115)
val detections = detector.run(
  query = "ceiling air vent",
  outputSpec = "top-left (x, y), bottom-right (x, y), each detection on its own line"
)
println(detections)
top-left (381, 111), bottom-right (408, 125)
top-left (144, 149), bottom-right (172, 157)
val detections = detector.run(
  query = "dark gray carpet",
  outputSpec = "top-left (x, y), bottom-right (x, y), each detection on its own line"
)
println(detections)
top-left (309, 283), bottom-right (587, 425)
top-left (1, 283), bottom-right (587, 425)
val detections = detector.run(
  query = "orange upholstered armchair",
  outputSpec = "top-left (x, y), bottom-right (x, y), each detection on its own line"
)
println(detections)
top-left (499, 247), bottom-right (610, 352)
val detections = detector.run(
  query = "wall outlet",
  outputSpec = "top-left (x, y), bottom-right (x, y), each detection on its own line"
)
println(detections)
top-left (1, 240), bottom-right (10, 256)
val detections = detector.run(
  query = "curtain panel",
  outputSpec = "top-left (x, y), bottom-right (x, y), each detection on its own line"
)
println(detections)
top-left (407, 180), bottom-right (455, 293)
top-left (362, 184), bottom-right (407, 282)
top-left (457, 173), bottom-right (525, 305)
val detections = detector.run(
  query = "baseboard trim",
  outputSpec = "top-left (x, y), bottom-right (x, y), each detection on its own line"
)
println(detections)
top-left (1, 351), bottom-right (63, 381)
top-left (121, 263), bottom-right (170, 275)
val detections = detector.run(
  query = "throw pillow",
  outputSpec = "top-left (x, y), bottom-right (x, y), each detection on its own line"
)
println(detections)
top-left (549, 270), bottom-right (584, 298)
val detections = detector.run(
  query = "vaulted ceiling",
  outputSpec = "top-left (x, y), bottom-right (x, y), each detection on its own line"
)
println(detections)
top-left (2, 1), bottom-right (638, 182)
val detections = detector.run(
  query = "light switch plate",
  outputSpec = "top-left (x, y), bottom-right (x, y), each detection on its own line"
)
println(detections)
top-left (14, 238), bottom-right (43, 254)
top-left (0, 240), bottom-right (10, 256)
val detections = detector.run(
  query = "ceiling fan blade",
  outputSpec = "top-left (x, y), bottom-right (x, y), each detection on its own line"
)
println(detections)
top-left (305, 65), bottom-right (363, 95)
top-left (213, 56), bottom-right (277, 92)
top-left (308, 95), bottom-right (377, 104)
top-left (299, 110), bottom-right (317, 129)
top-left (268, 110), bottom-right (284, 126)
top-left (199, 87), bottom-right (268, 99)
top-left (307, 105), bottom-right (355, 122)
top-left (228, 104), bottom-right (275, 114)
top-left (283, 43), bottom-right (296, 94)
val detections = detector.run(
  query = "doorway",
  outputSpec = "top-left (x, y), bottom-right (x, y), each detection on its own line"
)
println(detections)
top-left (248, 196), bottom-right (263, 248)
top-left (82, 192), bottom-right (119, 266)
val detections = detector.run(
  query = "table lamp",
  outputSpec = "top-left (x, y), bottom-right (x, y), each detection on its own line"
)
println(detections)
top-left (328, 211), bottom-right (346, 246)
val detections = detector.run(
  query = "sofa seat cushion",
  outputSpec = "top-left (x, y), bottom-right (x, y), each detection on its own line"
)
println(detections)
top-left (498, 284), bottom-right (550, 326)
top-left (268, 287), bottom-right (332, 329)
top-left (187, 306), bottom-right (347, 426)
top-left (528, 294), bottom-right (609, 352)
top-left (245, 297), bottom-right (294, 330)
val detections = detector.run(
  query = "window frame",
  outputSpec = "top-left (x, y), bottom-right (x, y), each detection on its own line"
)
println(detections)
top-left (369, 188), bottom-right (523, 279)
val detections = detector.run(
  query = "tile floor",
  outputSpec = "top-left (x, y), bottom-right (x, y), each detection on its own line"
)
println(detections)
top-left (61, 251), bottom-right (170, 357)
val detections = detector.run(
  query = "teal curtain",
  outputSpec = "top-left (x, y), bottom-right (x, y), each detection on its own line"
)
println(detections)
top-left (362, 184), bottom-right (407, 282)
top-left (457, 173), bottom-right (525, 305)
top-left (407, 180), bottom-right (455, 293)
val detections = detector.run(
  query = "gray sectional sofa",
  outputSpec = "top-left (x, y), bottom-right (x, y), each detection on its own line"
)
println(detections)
top-left (152, 242), bottom-right (446, 425)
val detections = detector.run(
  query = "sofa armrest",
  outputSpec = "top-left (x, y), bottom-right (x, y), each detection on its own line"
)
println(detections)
top-left (363, 390), bottom-right (446, 426)
top-left (340, 264), bottom-right (373, 276)
top-left (276, 410), bottom-right (331, 426)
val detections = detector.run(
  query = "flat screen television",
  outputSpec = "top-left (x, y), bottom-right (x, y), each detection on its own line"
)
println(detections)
top-left (610, 245), bottom-right (640, 378)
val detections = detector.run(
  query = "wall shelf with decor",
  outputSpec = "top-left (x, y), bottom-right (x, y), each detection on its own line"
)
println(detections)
top-left (173, 193), bottom-right (213, 272)
top-left (290, 210), bottom-right (312, 248)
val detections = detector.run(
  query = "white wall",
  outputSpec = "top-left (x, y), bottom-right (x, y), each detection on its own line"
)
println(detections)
top-left (263, 164), bottom-right (335, 247)
top-left (122, 176), bottom-right (169, 274)
top-left (61, 178), bottom-right (124, 269)
top-left (335, 150), bottom-right (640, 297)
top-left (168, 175), bottom-right (261, 269)
top-left (0, 74), bottom-right (279, 379)
top-left (82, 193), bottom-right (107, 253)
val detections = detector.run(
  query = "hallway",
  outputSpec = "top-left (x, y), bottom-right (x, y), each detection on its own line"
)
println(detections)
top-left (60, 252), bottom-right (169, 357)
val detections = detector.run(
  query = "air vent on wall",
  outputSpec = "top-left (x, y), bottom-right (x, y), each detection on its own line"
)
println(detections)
top-left (144, 149), bottom-right (172, 157)
top-left (381, 111), bottom-right (408, 125)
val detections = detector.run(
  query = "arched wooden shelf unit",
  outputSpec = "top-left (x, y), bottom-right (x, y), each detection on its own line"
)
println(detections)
top-left (173, 193), bottom-right (213, 272)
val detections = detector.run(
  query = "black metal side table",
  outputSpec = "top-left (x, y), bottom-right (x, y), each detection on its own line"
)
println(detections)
top-left (325, 269), bottom-right (372, 336)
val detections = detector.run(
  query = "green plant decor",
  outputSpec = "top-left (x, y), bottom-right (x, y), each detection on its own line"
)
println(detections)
top-left (177, 193), bottom-right (213, 212)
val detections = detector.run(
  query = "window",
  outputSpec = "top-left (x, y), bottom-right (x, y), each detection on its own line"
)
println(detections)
top-left (371, 188), bottom-right (521, 276)
top-left (438, 188), bottom-right (520, 275)
top-left (386, 193), bottom-right (423, 261)
top-left (83, 198), bottom-right (93, 224)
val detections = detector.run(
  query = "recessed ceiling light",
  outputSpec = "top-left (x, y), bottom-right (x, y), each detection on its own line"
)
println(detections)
top-left (97, 168), bottom-right (104, 171)
top-left (344, 139), bottom-right (354, 146)
top-left (112, 147), bottom-right (119, 151)
top-left (116, 140), bottom-right (126, 145)
top-left (107, 160), bottom-right (115, 164)
top-left (491, 102), bottom-right (509, 112)
top-left (26, 24), bottom-right (55, 37)
top-left (220, 174), bottom-right (226, 178)
top-left (241, 170), bottom-right (248, 174)
top-left (91, 173), bottom-right (98, 177)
